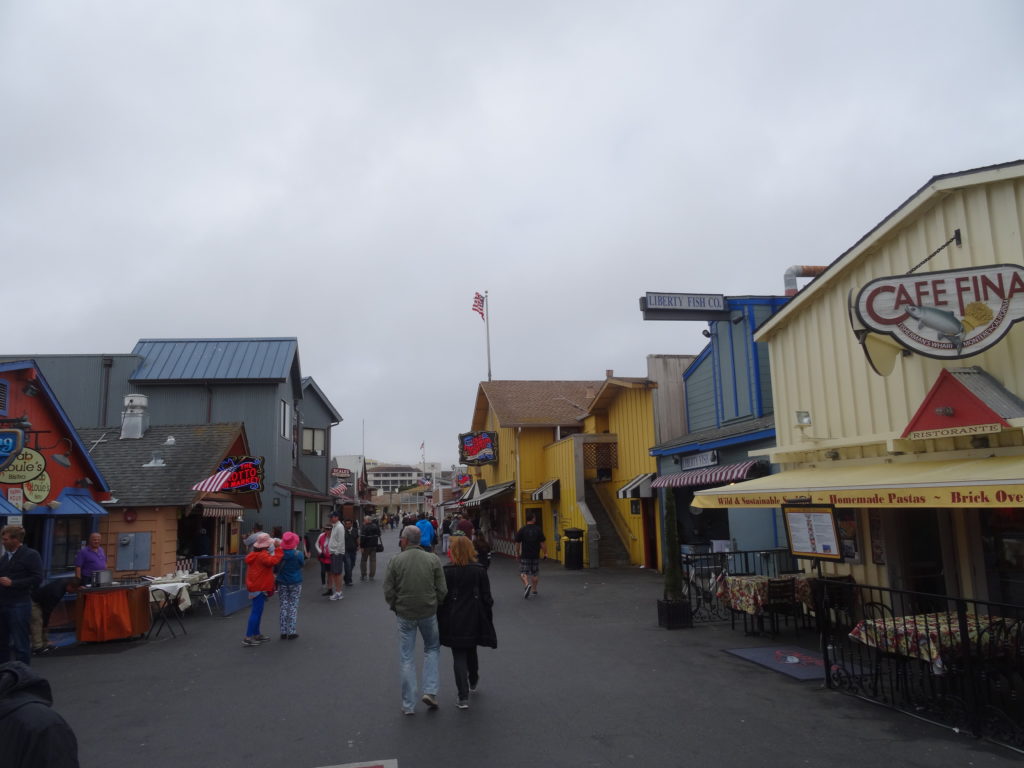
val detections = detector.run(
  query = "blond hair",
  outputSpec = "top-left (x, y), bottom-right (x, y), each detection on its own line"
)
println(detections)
top-left (447, 534), bottom-right (478, 566)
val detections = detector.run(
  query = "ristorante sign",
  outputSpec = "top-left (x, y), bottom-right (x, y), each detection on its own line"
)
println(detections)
top-left (854, 264), bottom-right (1024, 359)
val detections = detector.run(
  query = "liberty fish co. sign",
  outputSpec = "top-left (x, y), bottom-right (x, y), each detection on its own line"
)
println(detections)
top-left (854, 264), bottom-right (1024, 359)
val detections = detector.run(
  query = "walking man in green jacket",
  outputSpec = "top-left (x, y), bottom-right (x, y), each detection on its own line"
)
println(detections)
top-left (383, 525), bottom-right (447, 715)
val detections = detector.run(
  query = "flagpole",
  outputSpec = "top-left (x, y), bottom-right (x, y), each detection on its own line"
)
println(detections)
top-left (484, 290), bottom-right (492, 381)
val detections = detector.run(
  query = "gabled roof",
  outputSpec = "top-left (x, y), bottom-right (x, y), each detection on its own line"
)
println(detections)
top-left (130, 338), bottom-right (299, 383)
top-left (77, 423), bottom-right (247, 507)
top-left (472, 380), bottom-right (603, 429)
top-left (756, 160), bottom-right (1024, 341)
top-left (588, 377), bottom-right (654, 412)
top-left (301, 376), bottom-right (343, 424)
top-left (0, 359), bottom-right (109, 491)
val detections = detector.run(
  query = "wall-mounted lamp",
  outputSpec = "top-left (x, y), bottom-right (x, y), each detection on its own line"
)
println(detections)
top-left (731, 314), bottom-right (744, 325)
top-left (934, 406), bottom-right (955, 417)
top-left (672, 455), bottom-right (681, 465)
top-left (701, 329), bottom-right (712, 338)
top-left (23, 501), bottom-right (36, 511)
top-left (51, 438), bottom-right (73, 468)
top-left (76, 477), bottom-right (94, 487)
top-left (795, 411), bottom-right (813, 428)
top-left (22, 380), bottom-right (40, 397)
top-left (47, 500), bottom-right (61, 510)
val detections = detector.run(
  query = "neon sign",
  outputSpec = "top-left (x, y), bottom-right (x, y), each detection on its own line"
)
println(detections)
top-left (218, 455), bottom-right (265, 492)
top-left (459, 432), bottom-right (497, 466)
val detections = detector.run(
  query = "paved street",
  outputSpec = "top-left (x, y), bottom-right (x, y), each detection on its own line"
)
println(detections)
top-left (37, 534), bottom-right (1019, 768)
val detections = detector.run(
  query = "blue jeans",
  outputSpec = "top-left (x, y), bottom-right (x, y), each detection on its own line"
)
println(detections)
top-left (246, 592), bottom-right (266, 637)
top-left (0, 601), bottom-right (32, 665)
top-left (397, 615), bottom-right (439, 712)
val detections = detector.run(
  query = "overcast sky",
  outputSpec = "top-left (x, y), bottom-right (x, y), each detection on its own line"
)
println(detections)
top-left (2, 2), bottom-right (1022, 469)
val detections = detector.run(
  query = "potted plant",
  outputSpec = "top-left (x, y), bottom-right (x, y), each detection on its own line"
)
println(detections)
top-left (658, 488), bottom-right (692, 629)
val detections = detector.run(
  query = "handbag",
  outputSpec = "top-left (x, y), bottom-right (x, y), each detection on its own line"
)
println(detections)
top-left (376, 536), bottom-right (384, 553)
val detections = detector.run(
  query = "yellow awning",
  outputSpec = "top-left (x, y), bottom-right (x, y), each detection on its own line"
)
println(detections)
top-left (691, 455), bottom-right (1024, 509)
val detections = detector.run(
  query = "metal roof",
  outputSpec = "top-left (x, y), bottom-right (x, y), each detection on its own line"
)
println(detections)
top-left (130, 338), bottom-right (298, 382)
top-left (949, 367), bottom-right (1024, 419)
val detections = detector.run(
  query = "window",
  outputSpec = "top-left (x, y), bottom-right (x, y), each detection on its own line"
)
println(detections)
top-left (302, 428), bottom-right (326, 456)
top-left (280, 400), bottom-right (291, 439)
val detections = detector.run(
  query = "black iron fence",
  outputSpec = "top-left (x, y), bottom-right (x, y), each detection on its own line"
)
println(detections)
top-left (816, 579), bottom-right (1024, 752)
top-left (681, 548), bottom-right (800, 622)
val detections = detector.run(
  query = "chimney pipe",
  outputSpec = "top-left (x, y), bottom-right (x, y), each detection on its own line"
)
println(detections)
top-left (784, 265), bottom-right (828, 296)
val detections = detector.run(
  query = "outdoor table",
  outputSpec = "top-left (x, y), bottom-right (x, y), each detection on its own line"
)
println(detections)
top-left (148, 572), bottom-right (206, 612)
top-left (717, 573), bottom-right (814, 616)
top-left (848, 612), bottom-right (1012, 673)
top-left (148, 583), bottom-right (189, 639)
top-left (75, 584), bottom-right (152, 642)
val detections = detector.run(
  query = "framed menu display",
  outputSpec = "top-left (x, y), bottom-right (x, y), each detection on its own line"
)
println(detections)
top-left (782, 504), bottom-right (843, 562)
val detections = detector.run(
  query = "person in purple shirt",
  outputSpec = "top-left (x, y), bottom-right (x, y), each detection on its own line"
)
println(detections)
top-left (73, 533), bottom-right (106, 585)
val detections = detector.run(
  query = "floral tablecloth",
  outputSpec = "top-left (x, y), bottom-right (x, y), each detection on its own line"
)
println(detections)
top-left (716, 574), bottom-right (813, 616)
top-left (848, 612), bottom-right (1008, 666)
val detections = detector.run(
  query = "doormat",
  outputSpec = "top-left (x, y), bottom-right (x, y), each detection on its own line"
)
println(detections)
top-left (724, 646), bottom-right (825, 681)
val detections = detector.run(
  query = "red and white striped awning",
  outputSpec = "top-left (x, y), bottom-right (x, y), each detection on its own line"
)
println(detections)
top-left (329, 484), bottom-right (348, 497)
top-left (192, 469), bottom-right (234, 493)
top-left (651, 460), bottom-right (762, 489)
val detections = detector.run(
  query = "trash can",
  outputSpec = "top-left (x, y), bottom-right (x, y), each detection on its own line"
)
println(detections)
top-left (563, 528), bottom-right (584, 570)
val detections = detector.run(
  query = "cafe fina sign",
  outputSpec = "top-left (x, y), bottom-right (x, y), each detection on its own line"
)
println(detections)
top-left (854, 264), bottom-right (1024, 359)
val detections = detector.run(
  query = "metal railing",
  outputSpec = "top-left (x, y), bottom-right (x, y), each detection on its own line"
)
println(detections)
top-left (816, 579), bottom-right (1024, 752)
top-left (681, 548), bottom-right (800, 622)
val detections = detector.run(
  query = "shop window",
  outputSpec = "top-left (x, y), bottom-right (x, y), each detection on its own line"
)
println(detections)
top-left (280, 400), bottom-right (291, 439)
top-left (302, 428), bottom-right (326, 456)
top-left (51, 517), bottom-right (88, 573)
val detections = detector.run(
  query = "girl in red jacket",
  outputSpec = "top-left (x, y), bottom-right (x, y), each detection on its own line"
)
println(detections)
top-left (243, 533), bottom-right (283, 647)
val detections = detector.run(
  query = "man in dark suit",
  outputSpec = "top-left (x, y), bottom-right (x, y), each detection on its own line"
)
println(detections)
top-left (0, 526), bottom-right (44, 665)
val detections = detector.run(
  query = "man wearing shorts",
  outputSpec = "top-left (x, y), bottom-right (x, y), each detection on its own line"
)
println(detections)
top-left (514, 512), bottom-right (546, 599)
top-left (327, 512), bottom-right (346, 601)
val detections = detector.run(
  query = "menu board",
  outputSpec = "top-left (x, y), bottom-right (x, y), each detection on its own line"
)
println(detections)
top-left (782, 504), bottom-right (843, 561)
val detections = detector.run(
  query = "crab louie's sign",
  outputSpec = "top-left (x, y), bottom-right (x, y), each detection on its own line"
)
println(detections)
top-left (855, 264), bottom-right (1024, 359)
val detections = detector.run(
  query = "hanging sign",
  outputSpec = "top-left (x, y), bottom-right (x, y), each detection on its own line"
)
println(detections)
top-left (0, 430), bottom-right (25, 474)
top-left (854, 264), bottom-right (1024, 359)
top-left (459, 431), bottom-right (497, 466)
top-left (218, 456), bottom-right (265, 492)
top-left (0, 448), bottom-right (46, 484)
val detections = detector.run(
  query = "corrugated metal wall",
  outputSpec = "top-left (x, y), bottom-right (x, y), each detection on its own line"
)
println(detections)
top-left (607, 387), bottom-right (657, 563)
top-left (684, 358), bottom-right (716, 431)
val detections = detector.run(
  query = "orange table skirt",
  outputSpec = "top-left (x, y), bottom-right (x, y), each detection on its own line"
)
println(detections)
top-left (75, 586), bottom-right (152, 642)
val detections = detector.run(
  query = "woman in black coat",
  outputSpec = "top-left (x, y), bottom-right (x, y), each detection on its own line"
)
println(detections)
top-left (437, 533), bottom-right (497, 709)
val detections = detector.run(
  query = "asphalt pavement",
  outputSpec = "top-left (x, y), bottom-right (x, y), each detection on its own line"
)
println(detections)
top-left (35, 531), bottom-right (1020, 768)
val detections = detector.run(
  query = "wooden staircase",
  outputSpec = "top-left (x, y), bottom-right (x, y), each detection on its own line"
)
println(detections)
top-left (584, 481), bottom-right (632, 568)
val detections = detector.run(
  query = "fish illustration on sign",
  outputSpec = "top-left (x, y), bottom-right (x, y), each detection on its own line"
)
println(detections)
top-left (905, 304), bottom-right (964, 354)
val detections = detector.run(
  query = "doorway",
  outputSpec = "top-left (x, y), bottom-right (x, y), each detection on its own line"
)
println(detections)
top-left (890, 508), bottom-right (957, 603)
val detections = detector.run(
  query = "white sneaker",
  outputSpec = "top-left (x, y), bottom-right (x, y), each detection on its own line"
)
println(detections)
top-left (330, 592), bottom-right (344, 601)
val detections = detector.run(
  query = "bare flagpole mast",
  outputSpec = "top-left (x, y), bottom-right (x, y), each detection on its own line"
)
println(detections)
top-left (484, 290), bottom-right (492, 381)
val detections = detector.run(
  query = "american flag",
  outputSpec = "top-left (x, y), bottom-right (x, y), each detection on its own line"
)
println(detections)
top-left (192, 469), bottom-right (234, 493)
top-left (329, 483), bottom-right (348, 497)
top-left (472, 292), bottom-right (485, 321)
top-left (419, 477), bottom-right (432, 487)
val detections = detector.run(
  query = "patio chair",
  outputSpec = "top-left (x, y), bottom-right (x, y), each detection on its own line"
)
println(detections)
top-left (766, 578), bottom-right (799, 636)
top-left (192, 572), bottom-right (226, 616)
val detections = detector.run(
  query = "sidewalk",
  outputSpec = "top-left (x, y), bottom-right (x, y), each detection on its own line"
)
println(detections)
top-left (35, 544), bottom-right (1019, 768)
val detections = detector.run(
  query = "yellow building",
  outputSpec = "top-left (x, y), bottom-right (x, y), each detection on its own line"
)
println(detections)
top-left (460, 373), bottom-right (661, 569)
top-left (693, 160), bottom-right (1024, 605)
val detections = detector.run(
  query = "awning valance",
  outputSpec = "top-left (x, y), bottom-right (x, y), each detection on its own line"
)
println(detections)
top-left (652, 460), bottom-right (762, 490)
top-left (199, 502), bottom-right (244, 519)
top-left (617, 473), bottom-right (655, 499)
top-left (691, 455), bottom-right (1024, 509)
top-left (464, 481), bottom-right (515, 508)
top-left (531, 479), bottom-right (559, 501)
